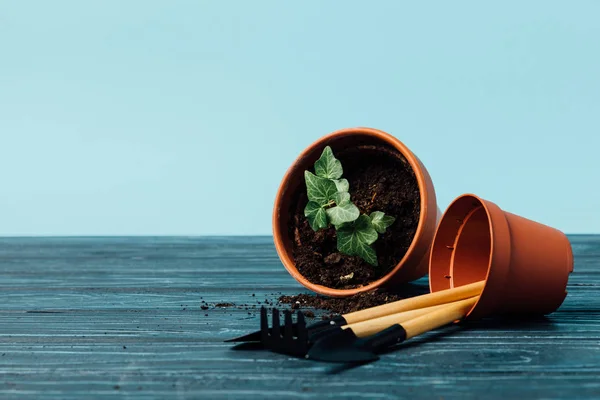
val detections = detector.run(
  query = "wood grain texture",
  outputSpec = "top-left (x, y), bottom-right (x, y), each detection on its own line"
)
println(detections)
top-left (1, 235), bottom-right (599, 399)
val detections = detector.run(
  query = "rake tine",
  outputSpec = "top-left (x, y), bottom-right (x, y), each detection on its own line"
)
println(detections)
top-left (260, 306), bottom-right (269, 343)
top-left (284, 310), bottom-right (294, 339)
top-left (272, 308), bottom-right (281, 339)
top-left (282, 310), bottom-right (296, 350)
top-left (297, 310), bottom-right (308, 345)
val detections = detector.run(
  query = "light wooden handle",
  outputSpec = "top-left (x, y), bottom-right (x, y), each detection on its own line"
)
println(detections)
top-left (343, 303), bottom-right (450, 338)
top-left (402, 296), bottom-right (478, 340)
top-left (343, 280), bottom-right (485, 324)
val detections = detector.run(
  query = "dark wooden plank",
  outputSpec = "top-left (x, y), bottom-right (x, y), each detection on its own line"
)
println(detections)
top-left (1, 235), bottom-right (599, 399)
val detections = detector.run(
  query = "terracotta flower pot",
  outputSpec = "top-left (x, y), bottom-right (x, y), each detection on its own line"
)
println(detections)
top-left (429, 194), bottom-right (574, 319)
top-left (272, 127), bottom-right (440, 297)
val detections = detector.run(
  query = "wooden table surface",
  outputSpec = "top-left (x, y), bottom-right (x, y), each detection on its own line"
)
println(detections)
top-left (1, 236), bottom-right (599, 399)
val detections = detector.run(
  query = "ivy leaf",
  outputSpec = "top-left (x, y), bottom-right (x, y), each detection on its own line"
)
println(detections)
top-left (355, 242), bottom-right (378, 266)
top-left (369, 211), bottom-right (396, 234)
top-left (314, 146), bottom-right (343, 180)
top-left (333, 192), bottom-right (350, 205)
top-left (304, 171), bottom-right (337, 206)
top-left (304, 145), bottom-right (395, 263)
top-left (337, 230), bottom-right (378, 266)
top-left (337, 215), bottom-right (379, 266)
top-left (326, 202), bottom-right (360, 226)
top-left (304, 201), bottom-right (328, 231)
top-left (333, 178), bottom-right (349, 193)
top-left (354, 214), bottom-right (378, 245)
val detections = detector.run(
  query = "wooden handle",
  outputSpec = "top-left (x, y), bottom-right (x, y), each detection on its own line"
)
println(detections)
top-left (402, 296), bottom-right (478, 340)
top-left (343, 280), bottom-right (485, 324)
top-left (343, 303), bottom-right (450, 338)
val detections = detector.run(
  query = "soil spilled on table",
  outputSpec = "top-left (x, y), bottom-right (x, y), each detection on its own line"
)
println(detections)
top-left (278, 290), bottom-right (408, 317)
top-left (206, 285), bottom-right (429, 320)
top-left (288, 144), bottom-right (420, 289)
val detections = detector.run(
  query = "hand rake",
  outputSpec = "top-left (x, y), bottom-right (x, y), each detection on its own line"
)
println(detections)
top-left (255, 301), bottom-right (454, 357)
top-left (225, 280), bottom-right (484, 348)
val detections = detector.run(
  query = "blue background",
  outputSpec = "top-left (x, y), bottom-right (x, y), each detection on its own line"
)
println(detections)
top-left (1, 1), bottom-right (598, 235)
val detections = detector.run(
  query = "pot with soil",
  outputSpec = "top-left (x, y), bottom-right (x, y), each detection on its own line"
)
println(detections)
top-left (273, 127), bottom-right (440, 297)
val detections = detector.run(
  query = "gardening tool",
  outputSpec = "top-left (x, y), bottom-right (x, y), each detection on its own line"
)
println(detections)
top-left (306, 296), bottom-right (478, 363)
top-left (258, 307), bottom-right (308, 357)
top-left (257, 302), bottom-right (451, 357)
top-left (225, 280), bottom-right (484, 344)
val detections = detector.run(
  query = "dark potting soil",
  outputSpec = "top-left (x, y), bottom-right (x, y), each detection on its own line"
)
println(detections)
top-left (288, 144), bottom-right (420, 289)
top-left (278, 290), bottom-right (407, 316)
top-left (205, 291), bottom-right (416, 321)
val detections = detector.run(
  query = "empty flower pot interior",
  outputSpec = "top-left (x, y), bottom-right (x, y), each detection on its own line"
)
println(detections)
top-left (273, 127), bottom-right (438, 297)
top-left (451, 206), bottom-right (490, 288)
top-left (430, 194), bottom-right (573, 319)
top-left (430, 197), bottom-right (494, 317)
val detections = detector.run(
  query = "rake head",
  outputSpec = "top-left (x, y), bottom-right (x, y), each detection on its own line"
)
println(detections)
top-left (226, 306), bottom-right (347, 357)
top-left (260, 307), bottom-right (309, 357)
top-left (260, 306), bottom-right (311, 357)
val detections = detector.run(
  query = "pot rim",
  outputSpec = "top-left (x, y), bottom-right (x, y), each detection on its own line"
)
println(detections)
top-left (272, 126), bottom-right (436, 297)
top-left (429, 193), bottom-right (512, 318)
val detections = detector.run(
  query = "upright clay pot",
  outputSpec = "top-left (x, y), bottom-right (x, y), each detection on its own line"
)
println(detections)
top-left (429, 194), bottom-right (574, 319)
top-left (273, 127), bottom-right (440, 297)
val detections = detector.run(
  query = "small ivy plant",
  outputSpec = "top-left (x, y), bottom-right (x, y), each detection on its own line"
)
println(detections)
top-left (304, 146), bottom-right (395, 266)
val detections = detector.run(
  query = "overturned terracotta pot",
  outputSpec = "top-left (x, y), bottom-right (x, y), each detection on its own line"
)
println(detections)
top-left (429, 194), bottom-right (574, 319)
top-left (273, 127), bottom-right (440, 297)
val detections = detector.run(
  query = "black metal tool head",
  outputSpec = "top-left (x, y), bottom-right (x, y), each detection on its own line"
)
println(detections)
top-left (260, 306), bottom-right (310, 357)
top-left (306, 324), bottom-right (408, 363)
top-left (224, 306), bottom-right (297, 344)
top-left (305, 328), bottom-right (379, 363)
top-left (225, 307), bottom-right (346, 347)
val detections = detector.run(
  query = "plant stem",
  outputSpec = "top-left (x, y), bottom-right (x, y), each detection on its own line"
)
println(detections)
top-left (323, 200), bottom-right (335, 209)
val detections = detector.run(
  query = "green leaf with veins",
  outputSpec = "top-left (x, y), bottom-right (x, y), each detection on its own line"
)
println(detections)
top-left (333, 178), bottom-right (349, 193)
top-left (304, 201), bottom-right (328, 231)
top-left (314, 146), bottom-right (343, 179)
top-left (304, 171), bottom-right (338, 206)
top-left (355, 242), bottom-right (378, 266)
top-left (369, 211), bottom-right (396, 234)
top-left (337, 231), bottom-right (378, 266)
top-left (337, 215), bottom-right (379, 266)
top-left (354, 214), bottom-right (378, 244)
top-left (326, 202), bottom-right (360, 226)
top-left (303, 145), bottom-right (394, 265)
top-left (333, 192), bottom-right (350, 205)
